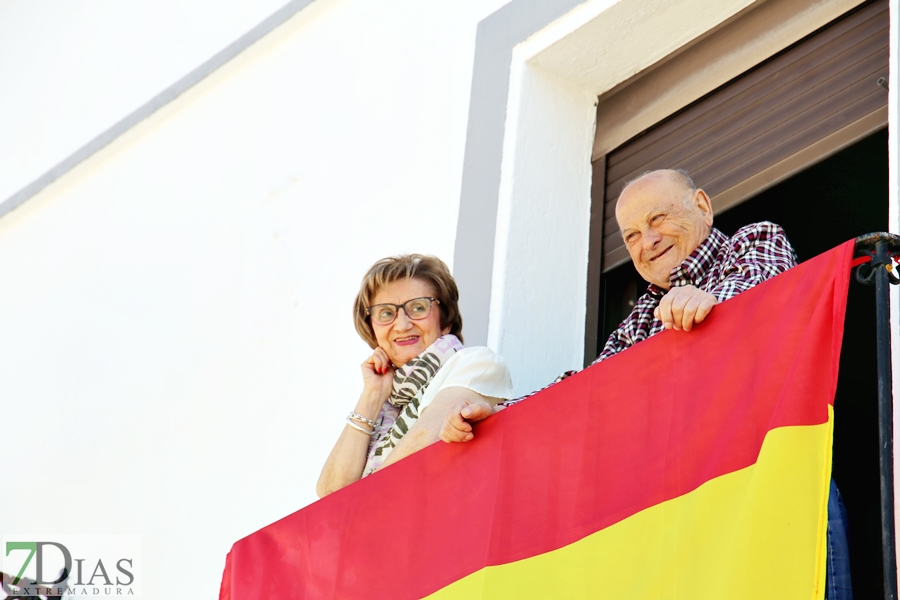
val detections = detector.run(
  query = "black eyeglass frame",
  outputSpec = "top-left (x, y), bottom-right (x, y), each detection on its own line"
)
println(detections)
top-left (366, 297), bottom-right (441, 326)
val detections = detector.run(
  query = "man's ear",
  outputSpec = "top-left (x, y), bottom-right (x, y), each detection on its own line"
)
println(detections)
top-left (695, 189), bottom-right (713, 227)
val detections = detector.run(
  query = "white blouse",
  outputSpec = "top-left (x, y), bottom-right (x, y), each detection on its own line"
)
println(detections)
top-left (418, 346), bottom-right (514, 413)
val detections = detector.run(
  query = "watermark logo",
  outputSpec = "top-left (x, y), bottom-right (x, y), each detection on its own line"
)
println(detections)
top-left (2, 535), bottom-right (141, 597)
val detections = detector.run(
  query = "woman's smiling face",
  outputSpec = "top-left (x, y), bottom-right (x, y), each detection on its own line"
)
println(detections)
top-left (370, 278), bottom-right (450, 367)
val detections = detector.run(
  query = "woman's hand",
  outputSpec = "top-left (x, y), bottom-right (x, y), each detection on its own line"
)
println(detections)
top-left (439, 397), bottom-right (499, 443)
top-left (317, 349), bottom-right (394, 498)
top-left (361, 347), bottom-right (395, 405)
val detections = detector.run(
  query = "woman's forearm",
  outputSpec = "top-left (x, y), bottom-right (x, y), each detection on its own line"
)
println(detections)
top-left (377, 387), bottom-right (491, 471)
top-left (316, 391), bottom-right (384, 497)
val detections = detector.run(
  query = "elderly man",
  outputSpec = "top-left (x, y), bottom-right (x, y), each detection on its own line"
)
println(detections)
top-left (439, 168), bottom-right (851, 600)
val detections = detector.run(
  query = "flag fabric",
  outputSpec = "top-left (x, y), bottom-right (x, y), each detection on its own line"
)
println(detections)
top-left (220, 240), bottom-right (853, 599)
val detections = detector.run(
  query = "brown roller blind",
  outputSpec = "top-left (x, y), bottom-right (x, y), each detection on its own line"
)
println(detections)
top-left (599, 0), bottom-right (889, 272)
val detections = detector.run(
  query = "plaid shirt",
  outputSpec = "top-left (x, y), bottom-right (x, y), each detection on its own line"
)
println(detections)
top-left (592, 221), bottom-right (797, 364)
top-left (501, 221), bottom-right (797, 406)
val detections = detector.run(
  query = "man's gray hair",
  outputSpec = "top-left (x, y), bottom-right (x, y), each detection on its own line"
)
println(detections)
top-left (622, 168), bottom-right (697, 207)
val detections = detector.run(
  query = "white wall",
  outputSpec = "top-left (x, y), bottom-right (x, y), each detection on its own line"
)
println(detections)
top-left (0, 0), bottom-right (508, 597)
top-left (0, 0), bottom-right (289, 202)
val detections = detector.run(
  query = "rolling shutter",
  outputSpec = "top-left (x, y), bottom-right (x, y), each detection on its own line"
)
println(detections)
top-left (599, 0), bottom-right (889, 272)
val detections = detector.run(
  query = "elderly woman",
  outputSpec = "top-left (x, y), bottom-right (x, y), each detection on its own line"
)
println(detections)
top-left (316, 254), bottom-right (512, 497)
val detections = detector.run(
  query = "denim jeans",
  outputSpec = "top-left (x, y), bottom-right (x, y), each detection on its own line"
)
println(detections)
top-left (825, 478), bottom-right (853, 600)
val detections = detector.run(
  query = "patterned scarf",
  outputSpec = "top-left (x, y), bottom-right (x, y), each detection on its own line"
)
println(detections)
top-left (362, 334), bottom-right (464, 476)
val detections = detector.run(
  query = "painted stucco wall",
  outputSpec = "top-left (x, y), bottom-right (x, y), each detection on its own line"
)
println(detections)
top-left (0, 0), bottom-right (288, 203)
top-left (0, 0), bottom-right (508, 596)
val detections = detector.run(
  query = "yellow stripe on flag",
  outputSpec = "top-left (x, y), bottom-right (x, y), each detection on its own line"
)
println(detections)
top-left (428, 408), bottom-right (833, 600)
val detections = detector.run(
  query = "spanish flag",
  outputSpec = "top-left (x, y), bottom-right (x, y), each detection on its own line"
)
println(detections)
top-left (220, 240), bottom-right (852, 599)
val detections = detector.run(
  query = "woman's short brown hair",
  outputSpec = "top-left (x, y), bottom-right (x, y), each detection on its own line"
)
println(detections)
top-left (353, 254), bottom-right (463, 349)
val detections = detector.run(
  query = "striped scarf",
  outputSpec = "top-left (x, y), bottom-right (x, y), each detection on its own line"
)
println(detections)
top-left (362, 334), bottom-right (463, 476)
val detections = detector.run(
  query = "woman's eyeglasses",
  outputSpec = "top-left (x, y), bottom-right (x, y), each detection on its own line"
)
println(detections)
top-left (367, 297), bottom-right (440, 326)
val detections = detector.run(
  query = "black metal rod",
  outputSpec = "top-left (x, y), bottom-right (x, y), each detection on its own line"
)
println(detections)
top-left (874, 238), bottom-right (898, 600)
top-left (855, 233), bottom-right (900, 599)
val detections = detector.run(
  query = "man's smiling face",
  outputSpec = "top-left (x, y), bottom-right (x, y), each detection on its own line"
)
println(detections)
top-left (615, 171), bottom-right (714, 290)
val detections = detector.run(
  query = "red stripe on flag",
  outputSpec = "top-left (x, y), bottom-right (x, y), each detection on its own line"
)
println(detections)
top-left (222, 240), bottom-right (853, 599)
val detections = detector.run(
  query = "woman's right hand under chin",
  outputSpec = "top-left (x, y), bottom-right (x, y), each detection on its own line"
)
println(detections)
top-left (359, 347), bottom-right (394, 410)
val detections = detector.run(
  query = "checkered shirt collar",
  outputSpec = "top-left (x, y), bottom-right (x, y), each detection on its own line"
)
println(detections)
top-left (646, 228), bottom-right (728, 296)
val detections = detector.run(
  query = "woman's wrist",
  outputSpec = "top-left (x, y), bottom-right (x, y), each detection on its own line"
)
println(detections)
top-left (354, 390), bottom-right (385, 421)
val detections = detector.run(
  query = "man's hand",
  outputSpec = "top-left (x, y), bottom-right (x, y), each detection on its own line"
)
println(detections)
top-left (653, 285), bottom-right (718, 331)
top-left (439, 396), bottom-right (500, 443)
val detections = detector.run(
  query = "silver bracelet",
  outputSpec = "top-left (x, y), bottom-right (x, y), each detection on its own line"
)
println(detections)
top-left (345, 416), bottom-right (376, 436)
top-left (348, 411), bottom-right (376, 428)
